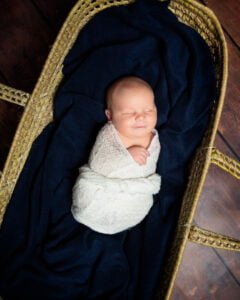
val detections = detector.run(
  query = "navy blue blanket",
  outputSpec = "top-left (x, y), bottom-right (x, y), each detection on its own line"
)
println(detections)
top-left (0, 1), bottom-right (216, 299)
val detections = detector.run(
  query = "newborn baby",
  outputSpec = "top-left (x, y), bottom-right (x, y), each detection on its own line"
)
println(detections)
top-left (71, 76), bottom-right (161, 234)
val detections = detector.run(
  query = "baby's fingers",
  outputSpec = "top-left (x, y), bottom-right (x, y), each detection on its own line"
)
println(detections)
top-left (136, 158), bottom-right (145, 165)
top-left (139, 149), bottom-right (150, 158)
top-left (137, 153), bottom-right (148, 165)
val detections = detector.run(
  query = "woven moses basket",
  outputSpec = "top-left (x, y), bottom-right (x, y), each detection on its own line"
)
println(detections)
top-left (0, 0), bottom-right (240, 299)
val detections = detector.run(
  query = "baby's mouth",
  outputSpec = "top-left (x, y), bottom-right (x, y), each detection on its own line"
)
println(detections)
top-left (133, 125), bottom-right (146, 129)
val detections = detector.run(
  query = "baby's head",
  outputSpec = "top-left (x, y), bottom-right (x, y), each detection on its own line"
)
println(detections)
top-left (105, 76), bottom-right (157, 139)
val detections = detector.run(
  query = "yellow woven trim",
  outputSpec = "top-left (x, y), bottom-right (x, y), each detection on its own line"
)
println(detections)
top-left (0, 83), bottom-right (30, 107)
top-left (189, 225), bottom-right (240, 251)
top-left (211, 148), bottom-right (240, 180)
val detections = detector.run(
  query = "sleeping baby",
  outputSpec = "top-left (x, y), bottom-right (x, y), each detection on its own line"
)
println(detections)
top-left (71, 76), bottom-right (161, 234)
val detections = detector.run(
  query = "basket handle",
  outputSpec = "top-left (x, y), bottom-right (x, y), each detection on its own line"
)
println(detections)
top-left (0, 83), bottom-right (30, 175)
top-left (188, 148), bottom-right (240, 251)
top-left (188, 225), bottom-right (240, 251)
top-left (0, 83), bottom-right (30, 107)
top-left (211, 148), bottom-right (240, 179)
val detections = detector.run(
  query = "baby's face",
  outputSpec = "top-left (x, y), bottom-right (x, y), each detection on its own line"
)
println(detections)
top-left (105, 85), bottom-right (157, 140)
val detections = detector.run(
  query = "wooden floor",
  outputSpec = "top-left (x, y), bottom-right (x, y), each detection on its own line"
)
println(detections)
top-left (0, 1), bottom-right (239, 299)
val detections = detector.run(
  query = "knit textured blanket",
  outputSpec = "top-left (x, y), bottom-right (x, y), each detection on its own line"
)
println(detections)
top-left (71, 122), bottom-right (161, 234)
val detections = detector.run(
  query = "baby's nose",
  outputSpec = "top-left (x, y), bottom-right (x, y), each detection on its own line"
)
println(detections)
top-left (135, 112), bottom-right (145, 120)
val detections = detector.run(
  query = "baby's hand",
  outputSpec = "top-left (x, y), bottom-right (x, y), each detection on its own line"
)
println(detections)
top-left (127, 146), bottom-right (149, 165)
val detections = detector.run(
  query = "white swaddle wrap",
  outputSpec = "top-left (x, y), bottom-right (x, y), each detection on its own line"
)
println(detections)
top-left (71, 122), bottom-right (161, 234)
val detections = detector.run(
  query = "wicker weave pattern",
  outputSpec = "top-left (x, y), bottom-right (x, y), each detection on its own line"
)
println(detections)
top-left (211, 148), bottom-right (240, 179)
top-left (0, 83), bottom-right (30, 107)
top-left (189, 225), bottom-right (240, 251)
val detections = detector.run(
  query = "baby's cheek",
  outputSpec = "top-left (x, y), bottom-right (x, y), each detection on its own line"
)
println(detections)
top-left (120, 117), bottom-right (133, 126)
top-left (113, 119), bottom-right (131, 133)
top-left (152, 114), bottom-right (157, 127)
top-left (150, 114), bottom-right (157, 126)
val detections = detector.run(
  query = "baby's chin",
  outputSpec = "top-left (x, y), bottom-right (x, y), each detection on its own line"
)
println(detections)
top-left (128, 127), bottom-right (153, 138)
top-left (132, 125), bottom-right (153, 131)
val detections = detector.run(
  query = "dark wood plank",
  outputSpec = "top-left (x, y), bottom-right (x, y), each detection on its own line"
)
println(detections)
top-left (208, 133), bottom-right (240, 276)
top-left (0, 101), bottom-right (23, 170)
top-left (194, 145), bottom-right (240, 239)
top-left (215, 248), bottom-right (240, 285)
top-left (217, 34), bottom-right (240, 157)
top-left (172, 242), bottom-right (240, 299)
top-left (202, 0), bottom-right (240, 48)
top-left (0, 72), bottom-right (9, 85)
top-left (32, 0), bottom-right (77, 32)
top-left (0, 0), bottom-right (55, 92)
top-left (195, 164), bottom-right (240, 237)
top-left (0, 84), bottom-right (10, 168)
top-left (0, 0), bottom-right (74, 170)
top-left (193, 133), bottom-right (240, 280)
top-left (197, 0), bottom-right (240, 157)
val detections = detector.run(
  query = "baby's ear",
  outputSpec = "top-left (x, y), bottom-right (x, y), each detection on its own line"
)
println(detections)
top-left (105, 109), bottom-right (112, 121)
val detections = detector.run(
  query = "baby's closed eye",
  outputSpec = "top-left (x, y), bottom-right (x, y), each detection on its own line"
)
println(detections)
top-left (122, 110), bottom-right (153, 115)
top-left (122, 111), bottom-right (135, 116)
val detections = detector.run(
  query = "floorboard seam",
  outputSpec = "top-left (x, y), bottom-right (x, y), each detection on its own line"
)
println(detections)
top-left (217, 131), bottom-right (240, 161)
top-left (30, 0), bottom-right (56, 33)
top-left (214, 248), bottom-right (240, 287)
top-left (193, 221), bottom-right (240, 288)
top-left (200, 0), bottom-right (240, 51)
top-left (0, 71), bottom-right (9, 85)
